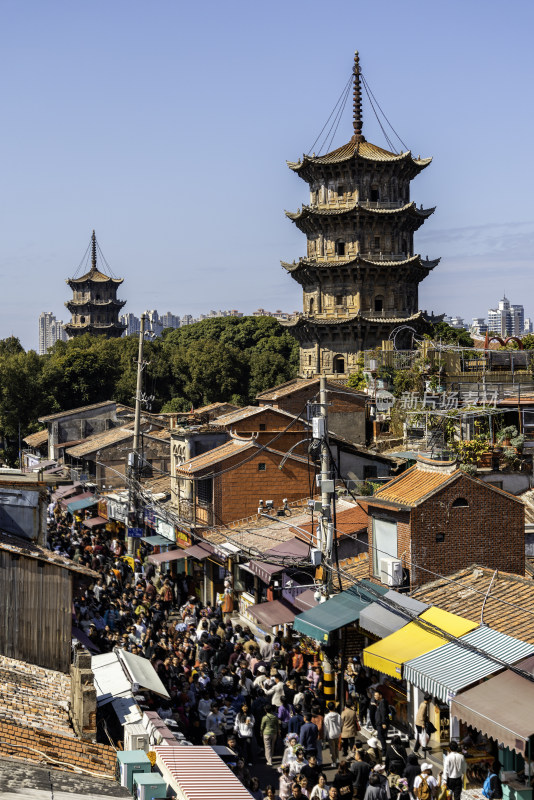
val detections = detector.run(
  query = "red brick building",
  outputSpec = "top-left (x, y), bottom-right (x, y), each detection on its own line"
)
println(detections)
top-left (174, 436), bottom-right (313, 528)
top-left (256, 377), bottom-right (366, 443)
top-left (365, 456), bottom-right (525, 590)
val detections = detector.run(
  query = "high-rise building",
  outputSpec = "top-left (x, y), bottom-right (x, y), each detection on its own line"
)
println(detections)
top-left (487, 296), bottom-right (524, 338)
top-left (160, 312), bottom-right (181, 329)
top-left (470, 317), bottom-right (488, 337)
top-left (38, 312), bottom-right (68, 355)
top-left (120, 312), bottom-right (141, 336)
top-left (281, 51), bottom-right (439, 378)
top-left (64, 231), bottom-right (126, 338)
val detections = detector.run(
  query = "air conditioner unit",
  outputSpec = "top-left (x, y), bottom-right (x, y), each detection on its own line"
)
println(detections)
top-left (124, 722), bottom-right (150, 753)
top-left (380, 557), bottom-right (403, 587)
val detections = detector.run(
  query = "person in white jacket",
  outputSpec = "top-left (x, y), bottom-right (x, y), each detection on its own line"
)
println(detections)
top-left (323, 701), bottom-right (342, 769)
top-left (264, 673), bottom-right (286, 707)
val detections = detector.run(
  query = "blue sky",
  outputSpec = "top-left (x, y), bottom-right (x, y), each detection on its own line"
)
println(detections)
top-left (1, 0), bottom-right (533, 349)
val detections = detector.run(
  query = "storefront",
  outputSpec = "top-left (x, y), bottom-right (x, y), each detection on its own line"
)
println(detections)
top-left (451, 655), bottom-right (534, 798)
top-left (403, 626), bottom-right (534, 750)
top-left (363, 607), bottom-right (477, 739)
top-left (248, 599), bottom-right (296, 638)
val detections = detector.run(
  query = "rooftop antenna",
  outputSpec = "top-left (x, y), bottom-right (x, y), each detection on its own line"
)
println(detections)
top-left (353, 50), bottom-right (364, 142)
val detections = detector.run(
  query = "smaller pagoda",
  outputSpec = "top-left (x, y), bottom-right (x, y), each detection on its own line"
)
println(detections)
top-left (64, 231), bottom-right (126, 338)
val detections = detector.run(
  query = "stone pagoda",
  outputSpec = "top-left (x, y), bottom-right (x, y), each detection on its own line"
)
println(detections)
top-left (282, 51), bottom-right (439, 378)
top-left (64, 231), bottom-right (126, 338)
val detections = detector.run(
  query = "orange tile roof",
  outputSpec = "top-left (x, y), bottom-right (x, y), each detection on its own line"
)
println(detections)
top-left (339, 553), bottom-right (371, 588)
top-left (175, 439), bottom-right (254, 474)
top-left (291, 502), bottom-right (369, 545)
top-left (373, 465), bottom-right (458, 507)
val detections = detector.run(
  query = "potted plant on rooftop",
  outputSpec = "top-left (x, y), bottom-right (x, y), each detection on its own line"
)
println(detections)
top-left (497, 425), bottom-right (519, 448)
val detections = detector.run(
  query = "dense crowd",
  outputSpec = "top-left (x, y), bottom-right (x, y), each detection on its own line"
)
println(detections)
top-left (47, 500), bottom-right (492, 800)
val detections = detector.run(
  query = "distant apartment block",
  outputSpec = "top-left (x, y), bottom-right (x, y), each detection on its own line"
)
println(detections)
top-left (487, 296), bottom-right (524, 338)
top-left (38, 312), bottom-right (68, 355)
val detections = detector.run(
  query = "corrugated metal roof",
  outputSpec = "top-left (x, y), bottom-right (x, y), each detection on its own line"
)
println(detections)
top-left (359, 590), bottom-right (429, 639)
top-left (154, 746), bottom-right (254, 799)
top-left (404, 625), bottom-right (534, 702)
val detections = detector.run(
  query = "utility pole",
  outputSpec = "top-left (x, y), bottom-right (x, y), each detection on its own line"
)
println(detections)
top-left (315, 375), bottom-right (336, 702)
top-left (128, 314), bottom-right (146, 556)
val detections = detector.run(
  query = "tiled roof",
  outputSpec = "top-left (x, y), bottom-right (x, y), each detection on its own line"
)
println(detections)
top-left (216, 404), bottom-right (299, 427)
top-left (256, 377), bottom-right (365, 402)
top-left (202, 502), bottom-right (315, 554)
top-left (287, 138), bottom-right (431, 169)
top-left (67, 267), bottom-right (123, 284)
top-left (38, 401), bottom-right (115, 423)
top-left (286, 201), bottom-right (435, 222)
top-left (195, 402), bottom-right (240, 415)
top-left (175, 438), bottom-right (254, 473)
top-left (339, 553), bottom-right (371, 588)
top-left (412, 565), bottom-right (534, 645)
top-left (283, 311), bottom-right (425, 329)
top-left (291, 501), bottom-right (368, 545)
top-left (373, 465), bottom-right (459, 507)
top-left (521, 489), bottom-right (534, 524)
top-left (23, 429), bottom-right (48, 448)
top-left (66, 426), bottom-right (134, 457)
top-left (281, 255), bottom-right (440, 272)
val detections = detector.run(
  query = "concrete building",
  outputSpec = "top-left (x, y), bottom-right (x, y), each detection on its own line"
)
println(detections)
top-left (487, 296), bottom-right (524, 338)
top-left (120, 312), bottom-right (141, 336)
top-left (282, 51), bottom-right (439, 377)
top-left (38, 401), bottom-right (118, 461)
top-left (38, 312), bottom-right (68, 355)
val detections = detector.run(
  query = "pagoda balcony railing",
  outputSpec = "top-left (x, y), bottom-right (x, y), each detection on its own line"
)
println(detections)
top-left (358, 199), bottom-right (406, 210)
top-left (359, 252), bottom-right (412, 262)
top-left (318, 199), bottom-right (406, 210)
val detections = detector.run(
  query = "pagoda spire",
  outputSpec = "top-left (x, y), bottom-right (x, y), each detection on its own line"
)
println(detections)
top-left (91, 229), bottom-right (97, 272)
top-left (353, 50), bottom-right (364, 142)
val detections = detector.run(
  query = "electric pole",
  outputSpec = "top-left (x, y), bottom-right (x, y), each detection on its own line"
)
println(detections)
top-left (128, 313), bottom-right (146, 556)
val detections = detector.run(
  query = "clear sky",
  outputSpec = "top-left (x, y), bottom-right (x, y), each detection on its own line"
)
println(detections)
top-left (1, 0), bottom-right (533, 349)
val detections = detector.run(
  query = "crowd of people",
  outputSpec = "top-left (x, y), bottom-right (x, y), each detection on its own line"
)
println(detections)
top-left (46, 498), bottom-right (497, 800)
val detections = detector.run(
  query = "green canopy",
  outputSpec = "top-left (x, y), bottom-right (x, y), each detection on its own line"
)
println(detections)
top-left (293, 580), bottom-right (387, 644)
top-left (67, 496), bottom-right (98, 512)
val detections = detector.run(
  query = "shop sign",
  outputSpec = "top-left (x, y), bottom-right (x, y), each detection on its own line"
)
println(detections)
top-left (239, 591), bottom-right (255, 623)
top-left (107, 497), bottom-right (128, 524)
top-left (144, 509), bottom-right (156, 527)
top-left (175, 528), bottom-right (191, 547)
top-left (128, 527), bottom-right (143, 538)
top-left (97, 499), bottom-right (108, 520)
top-left (156, 518), bottom-right (175, 542)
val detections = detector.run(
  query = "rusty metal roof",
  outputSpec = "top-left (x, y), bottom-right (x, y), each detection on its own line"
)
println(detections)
top-left (0, 531), bottom-right (98, 578)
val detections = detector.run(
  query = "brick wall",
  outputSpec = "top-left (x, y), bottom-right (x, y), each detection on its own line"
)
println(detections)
top-left (211, 448), bottom-right (312, 525)
top-left (228, 409), bottom-right (308, 436)
top-left (0, 721), bottom-right (116, 776)
top-left (367, 475), bottom-right (525, 589)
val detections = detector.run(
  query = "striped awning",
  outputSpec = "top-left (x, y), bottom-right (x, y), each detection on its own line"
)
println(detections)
top-left (404, 626), bottom-right (534, 702)
top-left (154, 745), bottom-right (254, 799)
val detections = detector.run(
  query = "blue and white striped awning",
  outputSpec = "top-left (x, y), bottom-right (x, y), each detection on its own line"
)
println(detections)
top-left (404, 625), bottom-right (534, 703)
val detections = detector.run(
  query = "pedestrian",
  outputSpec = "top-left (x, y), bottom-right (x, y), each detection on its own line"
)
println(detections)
top-left (310, 774), bottom-right (329, 800)
top-left (414, 694), bottom-right (432, 754)
top-left (364, 773), bottom-right (389, 800)
top-left (289, 749), bottom-right (309, 780)
top-left (340, 699), bottom-right (359, 758)
top-left (351, 743), bottom-right (372, 800)
top-left (261, 704), bottom-right (280, 767)
top-left (442, 741), bottom-right (467, 800)
top-left (482, 761), bottom-right (503, 800)
top-left (403, 754), bottom-right (420, 792)
top-left (332, 761), bottom-right (354, 798)
top-left (299, 713), bottom-right (319, 759)
top-left (385, 735), bottom-right (407, 776)
top-left (374, 691), bottom-right (390, 755)
top-left (323, 701), bottom-right (342, 769)
top-left (279, 764), bottom-right (294, 800)
top-left (413, 764), bottom-right (438, 800)
top-left (249, 776), bottom-right (263, 800)
top-left (235, 702), bottom-right (255, 765)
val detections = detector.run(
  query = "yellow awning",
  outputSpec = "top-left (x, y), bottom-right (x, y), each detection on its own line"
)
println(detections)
top-left (363, 606), bottom-right (477, 678)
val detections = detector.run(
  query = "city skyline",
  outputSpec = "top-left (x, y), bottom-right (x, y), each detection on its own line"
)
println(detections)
top-left (2, 1), bottom-right (534, 351)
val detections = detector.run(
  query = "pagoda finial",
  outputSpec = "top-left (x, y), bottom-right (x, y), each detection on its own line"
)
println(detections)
top-left (91, 230), bottom-right (97, 272)
top-left (353, 50), bottom-right (364, 141)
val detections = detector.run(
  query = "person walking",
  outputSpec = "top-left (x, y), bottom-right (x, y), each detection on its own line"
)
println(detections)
top-left (235, 703), bottom-right (256, 765)
top-left (442, 741), bottom-right (467, 800)
top-left (374, 691), bottom-right (390, 755)
top-left (340, 700), bottom-right (360, 758)
top-left (324, 701), bottom-right (342, 769)
top-left (414, 694), bottom-right (431, 754)
top-left (299, 714), bottom-right (319, 760)
top-left (350, 744), bottom-right (372, 800)
top-left (413, 764), bottom-right (438, 800)
top-left (261, 704), bottom-right (280, 767)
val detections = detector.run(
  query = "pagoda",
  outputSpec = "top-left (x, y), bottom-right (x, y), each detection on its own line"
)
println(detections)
top-left (282, 51), bottom-right (440, 378)
top-left (64, 231), bottom-right (126, 338)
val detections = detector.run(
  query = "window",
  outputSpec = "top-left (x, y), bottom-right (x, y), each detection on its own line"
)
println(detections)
top-left (374, 236), bottom-right (381, 249)
top-left (370, 187), bottom-right (379, 202)
top-left (309, 297), bottom-right (315, 313)
top-left (401, 238), bottom-right (408, 255)
top-left (372, 518), bottom-right (397, 576)
top-left (335, 240), bottom-right (345, 257)
top-left (363, 465), bottom-right (378, 479)
top-left (197, 478), bottom-right (212, 504)
top-left (335, 295), bottom-right (344, 306)
top-left (337, 185), bottom-right (344, 197)
top-left (80, 316), bottom-right (85, 323)
top-left (333, 355), bottom-right (345, 374)
top-left (374, 296), bottom-right (384, 313)
top-left (451, 497), bottom-right (469, 508)
top-left (258, 462), bottom-right (266, 471)
top-left (259, 423), bottom-right (266, 431)
top-left (436, 533), bottom-right (445, 542)
top-left (307, 355), bottom-right (312, 366)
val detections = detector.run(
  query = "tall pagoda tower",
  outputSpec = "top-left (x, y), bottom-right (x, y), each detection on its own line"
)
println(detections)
top-left (64, 231), bottom-right (126, 338)
top-left (282, 52), bottom-right (439, 378)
